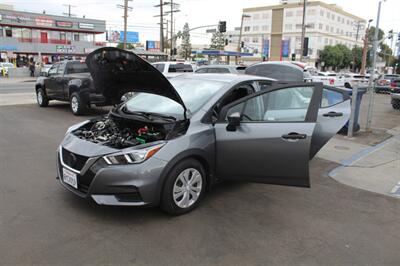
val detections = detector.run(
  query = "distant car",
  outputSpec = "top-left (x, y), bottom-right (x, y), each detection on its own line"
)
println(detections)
top-left (152, 62), bottom-right (194, 78)
top-left (245, 61), bottom-right (305, 82)
top-left (391, 92), bottom-right (400, 110)
top-left (39, 64), bottom-right (53, 76)
top-left (310, 72), bottom-right (345, 87)
top-left (0, 62), bottom-right (15, 76)
top-left (343, 73), bottom-right (369, 88)
top-left (375, 74), bottom-right (400, 93)
top-left (195, 65), bottom-right (246, 74)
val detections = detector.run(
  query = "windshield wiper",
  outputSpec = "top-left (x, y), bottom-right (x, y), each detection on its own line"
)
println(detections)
top-left (121, 107), bottom-right (176, 121)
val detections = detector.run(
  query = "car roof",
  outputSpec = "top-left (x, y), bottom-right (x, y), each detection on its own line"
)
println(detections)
top-left (173, 73), bottom-right (275, 83)
top-left (197, 65), bottom-right (240, 69)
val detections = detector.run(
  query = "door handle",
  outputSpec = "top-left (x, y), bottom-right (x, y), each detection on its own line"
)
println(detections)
top-left (323, 111), bottom-right (343, 117)
top-left (281, 132), bottom-right (307, 140)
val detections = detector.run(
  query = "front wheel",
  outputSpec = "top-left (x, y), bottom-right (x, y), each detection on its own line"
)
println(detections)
top-left (161, 159), bottom-right (206, 215)
top-left (70, 92), bottom-right (87, 115)
top-left (36, 88), bottom-right (49, 107)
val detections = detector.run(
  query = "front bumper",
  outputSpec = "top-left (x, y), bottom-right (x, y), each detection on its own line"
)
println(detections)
top-left (57, 145), bottom-right (168, 206)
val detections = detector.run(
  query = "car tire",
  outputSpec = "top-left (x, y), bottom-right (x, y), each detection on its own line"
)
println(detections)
top-left (36, 88), bottom-right (49, 107)
top-left (160, 158), bottom-right (207, 215)
top-left (392, 99), bottom-right (400, 110)
top-left (70, 92), bottom-right (87, 115)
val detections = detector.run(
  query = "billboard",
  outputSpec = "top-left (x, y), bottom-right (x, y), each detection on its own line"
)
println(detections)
top-left (119, 31), bottom-right (139, 43)
top-left (262, 39), bottom-right (269, 58)
top-left (281, 39), bottom-right (290, 57)
top-left (146, 40), bottom-right (160, 51)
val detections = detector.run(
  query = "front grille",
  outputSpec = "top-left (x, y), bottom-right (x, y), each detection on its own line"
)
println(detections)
top-left (62, 148), bottom-right (88, 171)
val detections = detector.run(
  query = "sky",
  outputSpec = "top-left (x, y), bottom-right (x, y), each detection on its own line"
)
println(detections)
top-left (2, 0), bottom-right (399, 45)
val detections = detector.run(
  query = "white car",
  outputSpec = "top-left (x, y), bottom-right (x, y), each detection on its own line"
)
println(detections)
top-left (343, 73), bottom-right (369, 88)
top-left (152, 61), bottom-right (194, 78)
top-left (310, 72), bottom-right (345, 87)
top-left (0, 62), bottom-right (15, 76)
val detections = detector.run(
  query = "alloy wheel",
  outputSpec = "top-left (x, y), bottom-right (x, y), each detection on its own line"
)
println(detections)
top-left (173, 168), bottom-right (203, 208)
top-left (37, 91), bottom-right (43, 105)
top-left (71, 96), bottom-right (79, 113)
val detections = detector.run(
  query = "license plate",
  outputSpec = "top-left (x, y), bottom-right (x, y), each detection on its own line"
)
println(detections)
top-left (63, 168), bottom-right (78, 189)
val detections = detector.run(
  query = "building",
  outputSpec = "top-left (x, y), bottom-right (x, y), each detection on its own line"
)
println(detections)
top-left (236, 0), bottom-right (365, 66)
top-left (0, 8), bottom-right (106, 65)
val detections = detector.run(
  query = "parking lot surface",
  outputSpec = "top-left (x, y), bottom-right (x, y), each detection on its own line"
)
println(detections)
top-left (1, 102), bottom-right (400, 265)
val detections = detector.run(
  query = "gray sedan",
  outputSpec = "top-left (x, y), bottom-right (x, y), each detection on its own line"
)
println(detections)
top-left (57, 47), bottom-right (350, 215)
top-left (195, 65), bottom-right (246, 74)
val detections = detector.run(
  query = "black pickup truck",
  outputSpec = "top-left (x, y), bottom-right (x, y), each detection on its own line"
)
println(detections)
top-left (35, 60), bottom-right (108, 115)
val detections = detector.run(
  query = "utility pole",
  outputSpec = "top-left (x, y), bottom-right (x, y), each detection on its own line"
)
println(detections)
top-left (62, 4), bottom-right (76, 17)
top-left (300, 0), bottom-right (307, 61)
top-left (366, 0), bottom-right (384, 132)
top-left (237, 14), bottom-right (250, 64)
top-left (117, 0), bottom-right (133, 50)
top-left (153, 0), bottom-right (165, 52)
top-left (352, 21), bottom-right (363, 72)
top-left (360, 19), bottom-right (373, 75)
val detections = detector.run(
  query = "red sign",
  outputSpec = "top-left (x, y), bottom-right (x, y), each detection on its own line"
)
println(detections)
top-left (35, 16), bottom-right (53, 27)
top-left (56, 21), bottom-right (73, 28)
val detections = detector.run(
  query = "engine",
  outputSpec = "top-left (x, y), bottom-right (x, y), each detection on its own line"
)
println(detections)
top-left (73, 115), bottom-right (166, 148)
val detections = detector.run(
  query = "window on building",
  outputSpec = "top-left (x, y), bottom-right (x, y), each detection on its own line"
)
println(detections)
top-left (262, 13), bottom-right (269, 19)
top-left (320, 10), bottom-right (324, 16)
top-left (244, 26), bottom-right (250, 32)
top-left (285, 24), bottom-right (292, 31)
top-left (252, 37), bottom-right (259, 43)
top-left (244, 37), bottom-right (250, 42)
top-left (341, 18), bottom-right (345, 23)
top-left (308, 23), bottom-right (315, 29)
top-left (326, 25), bottom-right (329, 31)
top-left (296, 10), bottom-right (303, 16)
top-left (319, 23), bottom-right (323, 30)
top-left (327, 12), bottom-right (330, 19)
top-left (329, 39), bottom-right (333, 45)
top-left (0, 27), bottom-right (3, 37)
top-left (307, 9), bottom-right (316, 15)
top-left (60, 32), bottom-right (66, 40)
top-left (73, 34), bottom-right (80, 41)
top-left (337, 16), bottom-right (341, 22)
top-left (325, 38), bottom-right (328, 44)
top-left (347, 19), bottom-right (350, 25)
top-left (253, 14), bottom-right (260, 20)
top-left (262, 25), bottom-right (269, 31)
top-left (332, 14), bottom-right (335, 20)
top-left (12, 28), bottom-right (21, 38)
top-left (296, 24), bottom-right (302, 30)
top-left (340, 29), bottom-right (344, 35)
top-left (286, 11), bottom-right (293, 17)
top-left (330, 26), bottom-right (334, 33)
top-left (253, 25), bottom-right (259, 31)
top-left (336, 28), bottom-right (340, 34)
top-left (318, 37), bottom-right (322, 43)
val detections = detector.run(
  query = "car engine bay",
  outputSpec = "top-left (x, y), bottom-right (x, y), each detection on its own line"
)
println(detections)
top-left (72, 114), bottom-right (187, 148)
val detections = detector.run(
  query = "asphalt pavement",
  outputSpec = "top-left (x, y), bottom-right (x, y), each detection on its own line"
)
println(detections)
top-left (1, 102), bottom-right (400, 265)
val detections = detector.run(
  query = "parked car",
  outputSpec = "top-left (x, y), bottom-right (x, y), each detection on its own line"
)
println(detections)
top-left (391, 92), bottom-right (400, 110)
top-left (57, 47), bottom-right (350, 215)
top-left (245, 61), bottom-right (305, 82)
top-left (0, 62), bottom-right (15, 76)
top-left (39, 64), bottom-right (53, 77)
top-left (375, 74), bottom-right (400, 93)
top-left (310, 72), bottom-right (346, 87)
top-left (152, 61), bottom-right (194, 78)
top-left (195, 65), bottom-right (246, 74)
top-left (35, 60), bottom-right (109, 115)
top-left (343, 73), bottom-right (369, 88)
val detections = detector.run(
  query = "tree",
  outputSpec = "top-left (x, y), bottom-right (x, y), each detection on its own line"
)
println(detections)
top-left (209, 31), bottom-right (225, 50)
top-left (320, 44), bottom-right (352, 71)
top-left (367, 26), bottom-right (384, 44)
top-left (116, 43), bottom-right (135, 50)
top-left (179, 23), bottom-right (192, 59)
top-left (352, 46), bottom-right (363, 70)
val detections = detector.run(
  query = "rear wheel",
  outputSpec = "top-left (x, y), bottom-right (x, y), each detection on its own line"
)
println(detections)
top-left (392, 99), bottom-right (400, 110)
top-left (36, 88), bottom-right (49, 107)
top-left (160, 159), bottom-right (206, 215)
top-left (70, 92), bottom-right (87, 115)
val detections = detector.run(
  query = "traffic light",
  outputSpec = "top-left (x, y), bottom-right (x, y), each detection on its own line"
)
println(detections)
top-left (225, 39), bottom-right (228, 45)
top-left (241, 41), bottom-right (244, 48)
top-left (388, 30), bottom-right (393, 40)
top-left (302, 37), bottom-right (309, 57)
top-left (291, 53), bottom-right (296, 61)
top-left (398, 33), bottom-right (400, 41)
top-left (218, 21), bottom-right (226, 33)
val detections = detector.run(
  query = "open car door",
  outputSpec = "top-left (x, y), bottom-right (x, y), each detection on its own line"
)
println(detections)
top-left (214, 82), bottom-right (344, 187)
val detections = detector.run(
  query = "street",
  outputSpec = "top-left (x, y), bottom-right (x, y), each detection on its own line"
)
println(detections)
top-left (1, 81), bottom-right (400, 265)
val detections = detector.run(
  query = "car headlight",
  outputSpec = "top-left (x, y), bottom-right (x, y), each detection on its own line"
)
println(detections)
top-left (103, 142), bottom-right (165, 165)
top-left (65, 120), bottom-right (90, 135)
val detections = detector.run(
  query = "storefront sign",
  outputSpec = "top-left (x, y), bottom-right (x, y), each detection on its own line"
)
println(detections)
top-left (5, 13), bottom-right (32, 23)
top-left (56, 20), bottom-right (73, 28)
top-left (35, 16), bottom-right (53, 27)
top-left (79, 23), bottom-right (94, 29)
top-left (56, 45), bottom-right (76, 53)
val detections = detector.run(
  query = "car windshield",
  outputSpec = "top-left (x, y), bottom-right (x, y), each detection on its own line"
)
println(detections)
top-left (124, 78), bottom-right (226, 118)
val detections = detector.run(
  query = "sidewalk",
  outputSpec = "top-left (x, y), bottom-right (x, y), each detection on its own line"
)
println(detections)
top-left (0, 76), bottom-right (36, 84)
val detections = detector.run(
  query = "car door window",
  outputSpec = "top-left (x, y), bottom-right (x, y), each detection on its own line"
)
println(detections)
top-left (57, 63), bottom-right (66, 75)
top-left (48, 65), bottom-right (58, 76)
top-left (195, 68), bottom-right (208, 73)
top-left (321, 88), bottom-right (344, 107)
top-left (153, 63), bottom-right (165, 72)
top-left (226, 86), bottom-right (314, 122)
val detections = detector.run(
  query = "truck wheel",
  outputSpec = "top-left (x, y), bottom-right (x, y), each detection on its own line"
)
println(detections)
top-left (392, 99), bottom-right (400, 110)
top-left (70, 92), bottom-right (87, 115)
top-left (36, 88), bottom-right (49, 107)
top-left (160, 158), bottom-right (207, 215)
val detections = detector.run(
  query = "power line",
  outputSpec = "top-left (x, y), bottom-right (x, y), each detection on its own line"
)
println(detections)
top-left (117, 0), bottom-right (133, 49)
top-left (62, 4), bottom-right (76, 17)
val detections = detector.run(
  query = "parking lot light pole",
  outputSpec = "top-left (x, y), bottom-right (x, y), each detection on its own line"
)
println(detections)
top-left (236, 14), bottom-right (251, 64)
top-left (365, 0), bottom-right (385, 132)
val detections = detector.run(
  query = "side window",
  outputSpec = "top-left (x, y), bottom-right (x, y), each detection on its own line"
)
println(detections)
top-left (57, 63), bottom-right (66, 75)
top-left (321, 88), bottom-right (344, 107)
top-left (226, 86), bottom-right (314, 122)
top-left (154, 64), bottom-right (165, 72)
top-left (48, 65), bottom-right (58, 76)
top-left (195, 68), bottom-right (208, 73)
top-left (66, 62), bottom-right (88, 74)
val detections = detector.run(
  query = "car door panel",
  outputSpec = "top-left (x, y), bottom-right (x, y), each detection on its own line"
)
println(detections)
top-left (215, 83), bottom-right (323, 187)
top-left (44, 64), bottom-right (58, 98)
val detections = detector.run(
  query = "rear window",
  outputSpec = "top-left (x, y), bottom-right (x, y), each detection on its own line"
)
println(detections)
top-left (66, 62), bottom-right (88, 74)
top-left (246, 64), bottom-right (303, 81)
top-left (168, 64), bottom-right (193, 73)
top-left (207, 68), bottom-right (230, 74)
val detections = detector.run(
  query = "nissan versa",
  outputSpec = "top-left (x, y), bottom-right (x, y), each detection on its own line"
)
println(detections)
top-left (57, 47), bottom-right (350, 214)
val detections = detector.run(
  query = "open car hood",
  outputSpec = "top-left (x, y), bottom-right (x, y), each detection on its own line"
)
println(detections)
top-left (86, 47), bottom-right (185, 108)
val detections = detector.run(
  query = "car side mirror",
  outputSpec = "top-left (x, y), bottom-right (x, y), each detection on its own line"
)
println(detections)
top-left (226, 112), bottom-right (241, 132)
